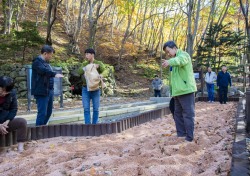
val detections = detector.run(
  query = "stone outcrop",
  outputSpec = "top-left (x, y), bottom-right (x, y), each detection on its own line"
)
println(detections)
top-left (0, 63), bottom-right (116, 98)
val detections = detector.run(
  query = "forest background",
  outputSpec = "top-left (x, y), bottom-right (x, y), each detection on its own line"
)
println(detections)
top-left (0, 0), bottom-right (250, 95)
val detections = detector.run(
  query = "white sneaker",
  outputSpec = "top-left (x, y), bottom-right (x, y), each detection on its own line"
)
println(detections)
top-left (211, 101), bottom-right (214, 103)
top-left (208, 101), bottom-right (211, 103)
top-left (18, 142), bottom-right (24, 152)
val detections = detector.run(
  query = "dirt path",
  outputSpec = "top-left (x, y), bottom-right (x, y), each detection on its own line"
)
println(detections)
top-left (0, 102), bottom-right (236, 176)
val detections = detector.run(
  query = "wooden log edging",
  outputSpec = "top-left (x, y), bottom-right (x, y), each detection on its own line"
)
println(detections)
top-left (0, 97), bottom-right (240, 148)
top-left (230, 98), bottom-right (250, 175)
top-left (0, 130), bottom-right (17, 148)
top-left (0, 107), bottom-right (170, 147)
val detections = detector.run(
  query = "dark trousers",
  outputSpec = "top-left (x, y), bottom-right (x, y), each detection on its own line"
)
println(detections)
top-left (154, 90), bottom-right (161, 97)
top-left (35, 90), bottom-right (54, 126)
top-left (169, 97), bottom-right (175, 116)
top-left (174, 93), bottom-right (195, 141)
top-left (8, 118), bottom-right (27, 142)
top-left (219, 86), bottom-right (228, 104)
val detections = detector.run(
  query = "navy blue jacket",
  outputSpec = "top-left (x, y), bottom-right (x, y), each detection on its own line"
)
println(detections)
top-left (31, 56), bottom-right (56, 96)
top-left (0, 90), bottom-right (18, 124)
top-left (217, 71), bottom-right (232, 87)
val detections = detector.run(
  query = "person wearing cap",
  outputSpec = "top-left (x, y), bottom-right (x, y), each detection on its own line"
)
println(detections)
top-left (31, 45), bottom-right (64, 126)
top-left (77, 48), bottom-right (105, 124)
top-left (162, 41), bottom-right (197, 142)
top-left (152, 75), bottom-right (162, 97)
top-left (0, 76), bottom-right (27, 152)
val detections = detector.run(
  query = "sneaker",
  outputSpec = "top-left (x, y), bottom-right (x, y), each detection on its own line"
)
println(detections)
top-left (211, 101), bottom-right (214, 103)
top-left (208, 101), bottom-right (211, 103)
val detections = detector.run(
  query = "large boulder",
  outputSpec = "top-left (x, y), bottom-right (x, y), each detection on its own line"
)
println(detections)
top-left (163, 86), bottom-right (171, 97)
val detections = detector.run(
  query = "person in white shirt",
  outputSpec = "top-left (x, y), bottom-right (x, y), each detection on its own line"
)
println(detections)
top-left (205, 67), bottom-right (217, 102)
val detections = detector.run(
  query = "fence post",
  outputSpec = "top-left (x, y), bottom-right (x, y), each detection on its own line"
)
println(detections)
top-left (246, 88), bottom-right (250, 131)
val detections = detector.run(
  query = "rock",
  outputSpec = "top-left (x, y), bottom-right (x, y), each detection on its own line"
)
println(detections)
top-left (9, 71), bottom-right (19, 78)
top-left (80, 165), bottom-right (90, 171)
top-left (15, 76), bottom-right (26, 82)
top-left (19, 91), bottom-right (27, 98)
top-left (63, 86), bottom-right (71, 92)
top-left (161, 85), bottom-right (170, 97)
top-left (18, 81), bottom-right (27, 90)
top-left (197, 168), bottom-right (205, 174)
top-left (215, 166), bottom-right (221, 174)
top-left (62, 77), bottom-right (71, 85)
top-left (18, 68), bottom-right (26, 76)
top-left (104, 171), bottom-right (112, 176)
top-left (104, 88), bottom-right (114, 96)
top-left (62, 67), bottom-right (70, 74)
top-left (138, 167), bottom-right (143, 175)
top-left (93, 162), bottom-right (101, 166)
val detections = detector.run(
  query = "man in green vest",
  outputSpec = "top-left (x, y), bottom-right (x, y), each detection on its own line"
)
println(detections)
top-left (162, 41), bottom-right (197, 142)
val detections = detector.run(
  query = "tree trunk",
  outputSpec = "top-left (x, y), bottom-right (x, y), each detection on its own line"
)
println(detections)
top-left (110, 5), bottom-right (116, 41)
top-left (132, 0), bottom-right (142, 42)
top-left (239, 0), bottom-right (250, 86)
top-left (20, 0), bottom-right (27, 21)
top-left (87, 0), bottom-right (113, 49)
top-left (71, 0), bottom-right (87, 53)
top-left (3, 0), bottom-right (14, 34)
top-left (194, 0), bottom-right (216, 68)
top-left (46, 0), bottom-right (62, 45)
top-left (117, 1), bottom-right (136, 70)
top-left (186, 0), bottom-right (201, 58)
top-left (41, 0), bottom-right (48, 24)
top-left (35, 0), bottom-right (42, 26)
top-left (139, 0), bottom-right (149, 48)
top-left (2, 0), bottom-right (7, 34)
top-left (46, 0), bottom-right (53, 45)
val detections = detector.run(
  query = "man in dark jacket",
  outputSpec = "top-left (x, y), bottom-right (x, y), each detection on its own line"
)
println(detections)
top-left (32, 45), bottom-right (63, 126)
top-left (152, 75), bottom-right (162, 97)
top-left (217, 65), bottom-right (232, 104)
top-left (0, 76), bottom-right (27, 152)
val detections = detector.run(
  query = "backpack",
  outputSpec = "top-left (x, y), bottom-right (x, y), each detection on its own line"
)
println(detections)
top-left (84, 64), bottom-right (101, 91)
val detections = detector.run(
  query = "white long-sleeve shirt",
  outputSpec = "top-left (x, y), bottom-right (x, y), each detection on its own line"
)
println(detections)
top-left (205, 71), bottom-right (217, 84)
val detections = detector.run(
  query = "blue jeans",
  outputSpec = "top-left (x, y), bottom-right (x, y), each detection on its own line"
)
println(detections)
top-left (35, 90), bottom-right (54, 126)
top-left (174, 93), bottom-right (195, 142)
top-left (82, 87), bottom-right (100, 124)
top-left (206, 83), bottom-right (214, 101)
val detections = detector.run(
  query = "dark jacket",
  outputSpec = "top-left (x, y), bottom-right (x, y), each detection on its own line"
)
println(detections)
top-left (31, 56), bottom-right (56, 96)
top-left (217, 71), bottom-right (232, 87)
top-left (0, 90), bottom-right (18, 124)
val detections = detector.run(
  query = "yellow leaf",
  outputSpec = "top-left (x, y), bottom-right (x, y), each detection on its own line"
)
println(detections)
top-left (50, 144), bottom-right (55, 149)
top-left (90, 167), bottom-right (96, 175)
